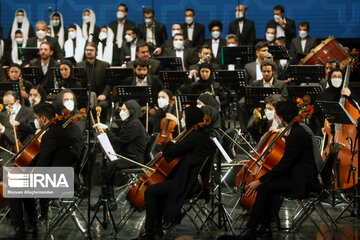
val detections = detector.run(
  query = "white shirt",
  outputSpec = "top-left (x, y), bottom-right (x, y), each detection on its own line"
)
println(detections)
top-left (3, 105), bottom-right (22, 133)
top-left (175, 48), bottom-right (185, 70)
top-left (301, 38), bottom-right (307, 53)
top-left (130, 39), bottom-right (138, 61)
top-left (41, 60), bottom-right (49, 75)
top-left (279, 59), bottom-right (288, 69)
top-left (238, 21), bottom-right (244, 34)
top-left (263, 77), bottom-right (274, 87)
top-left (276, 18), bottom-right (286, 38)
top-left (37, 38), bottom-right (47, 48)
top-left (116, 22), bottom-right (124, 48)
top-left (212, 39), bottom-right (220, 58)
top-left (256, 59), bottom-right (262, 80)
top-left (187, 24), bottom-right (194, 41)
top-left (146, 25), bottom-right (156, 46)
top-left (136, 76), bottom-right (148, 86)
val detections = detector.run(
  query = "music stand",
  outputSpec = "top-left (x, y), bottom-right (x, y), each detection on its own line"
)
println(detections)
top-left (268, 45), bottom-right (290, 60)
top-left (289, 65), bottom-right (325, 84)
top-left (213, 70), bottom-right (246, 94)
top-left (221, 46), bottom-right (255, 68)
top-left (160, 71), bottom-right (188, 93)
top-left (3, 66), bottom-right (10, 81)
top-left (51, 88), bottom-right (88, 109)
top-left (22, 66), bottom-right (42, 85)
top-left (287, 86), bottom-right (322, 103)
top-left (73, 67), bottom-right (88, 88)
top-left (153, 56), bottom-right (183, 71)
top-left (106, 68), bottom-right (134, 86)
top-left (244, 87), bottom-right (280, 107)
top-left (177, 94), bottom-right (199, 112)
top-left (0, 82), bottom-right (21, 104)
top-left (114, 86), bottom-right (155, 107)
top-left (18, 47), bottom-right (39, 64)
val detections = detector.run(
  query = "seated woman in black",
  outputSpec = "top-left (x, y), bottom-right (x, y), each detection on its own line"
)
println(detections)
top-left (137, 106), bottom-right (214, 240)
top-left (93, 99), bottom-right (147, 210)
top-left (58, 60), bottom-right (82, 89)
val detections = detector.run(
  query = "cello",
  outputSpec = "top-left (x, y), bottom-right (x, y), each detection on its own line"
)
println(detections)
top-left (126, 115), bottom-right (212, 210)
top-left (155, 96), bottom-right (178, 146)
top-left (235, 105), bottom-right (314, 210)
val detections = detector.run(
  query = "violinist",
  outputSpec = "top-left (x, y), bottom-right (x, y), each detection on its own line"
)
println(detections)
top-left (93, 100), bottom-right (147, 210)
top-left (220, 100), bottom-right (320, 240)
top-left (135, 106), bottom-right (214, 240)
top-left (0, 112), bottom-right (15, 164)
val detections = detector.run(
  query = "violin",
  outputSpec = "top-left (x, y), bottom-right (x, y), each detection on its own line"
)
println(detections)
top-left (127, 115), bottom-right (212, 210)
top-left (7, 104), bottom-right (22, 152)
top-left (156, 96), bottom-right (178, 146)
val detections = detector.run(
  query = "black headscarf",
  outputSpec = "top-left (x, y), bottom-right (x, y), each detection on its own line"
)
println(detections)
top-left (184, 106), bottom-right (204, 129)
top-left (159, 88), bottom-right (174, 100)
top-left (316, 68), bottom-right (344, 102)
top-left (60, 60), bottom-right (74, 79)
top-left (198, 93), bottom-right (219, 109)
top-left (198, 63), bottom-right (214, 83)
top-left (124, 99), bottom-right (142, 121)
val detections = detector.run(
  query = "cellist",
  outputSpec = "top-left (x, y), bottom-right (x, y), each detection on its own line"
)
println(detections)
top-left (219, 100), bottom-right (320, 240)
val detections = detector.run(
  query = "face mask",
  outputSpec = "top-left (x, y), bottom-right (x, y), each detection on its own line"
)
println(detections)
top-left (83, 15), bottom-right (90, 23)
top-left (145, 18), bottom-right (153, 25)
top-left (211, 31), bottom-right (221, 39)
top-left (15, 37), bottom-right (24, 45)
top-left (64, 100), bottom-right (75, 111)
top-left (16, 16), bottom-right (24, 23)
top-left (34, 119), bottom-right (41, 129)
top-left (180, 118), bottom-right (186, 129)
top-left (125, 34), bottom-right (134, 43)
top-left (119, 110), bottom-right (129, 121)
top-left (99, 32), bottom-right (107, 40)
top-left (265, 109), bottom-right (275, 121)
top-left (172, 30), bottom-right (181, 37)
top-left (6, 103), bottom-right (19, 114)
top-left (69, 31), bottom-right (76, 40)
top-left (36, 30), bottom-right (46, 40)
top-left (185, 17), bottom-right (193, 25)
top-left (29, 97), bottom-right (40, 106)
top-left (235, 11), bottom-right (243, 19)
top-left (266, 33), bottom-right (275, 42)
top-left (173, 40), bottom-right (184, 50)
top-left (331, 77), bottom-right (342, 88)
top-left (196, 104), bottom-right (203, 109)
top-left (274, 15), bottom-right (282, 23)
top-left (157, 98), bottom-right (169, 109)
top-left (227, 43), bottom-right (236, 47)
top-left (52, 19), bottom-right (60, 27)
top-left (117, 11), bottom-right (125, 19)
top-left (299, 30), bottom-right (308, 39)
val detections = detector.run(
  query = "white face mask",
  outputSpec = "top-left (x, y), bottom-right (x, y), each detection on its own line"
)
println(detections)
top-left (125, 34), bottom-right (134, 43)
top-left (211, 31), bottom-right (221, 39)
top-left (36, 30), bottom-right (46, 40)
top-left (172, 30), bottom-right (181, 37)
top-left (6, 103), bottom-right (19, 114)
top-left (299, 30), bottom-right (308, 39)
top-left (180, 118), bottom-right (186, 129)
top-left (266, 33), bottom-right (275, 42)
top-left (331, 77), bottom-right (343, 88)
top-left (64, 100), bottom-right (75, 111)
top-left (265, 109), bottom-right (275, 121)
top-left (69, 31), bottom-right (76, 40)
top-left (185, 17), bottom-right (193, 25)
top-left (29, 97), bottom-right (40, 106)
top-left (274, 15), bottom-right (282, 23)
top-left (83, 15), bottom-right (90, 23)
top-left (99, 32), bottom-right (107, 40)
top-left (34, 119), bottom-right (41, 129)
top-left (227, 43), bottom-right (236, 47)
top-left (173, 40), bottom-right (184, 50)
top-left (15, 37), bottom-right (24, 45)
top-left (157, 98), bottom-right (169, 109)
top-left (196, 104), bottom-right (203, 109)
top-left (16, 15), bottom-right (24, 23)
top-left (117, 11), bottom-right (125, 19)
top-left (235, 11), bottom-right (243, 19)
top-left (145, 18), bottom-right (153, 25)
top-left (52, 19), bottom-right (60, 27)
top-left (119, 110), bottom-right (129, 121)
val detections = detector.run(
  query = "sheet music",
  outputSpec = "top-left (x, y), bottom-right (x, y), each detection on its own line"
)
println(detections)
top-left (97, 133), bottom-right (117, 161)
top-left (211, 137), bottom-right (232, 163)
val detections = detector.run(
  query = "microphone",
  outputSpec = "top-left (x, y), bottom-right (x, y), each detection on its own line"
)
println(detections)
top-left (90, 33), bottom-right (106, 46)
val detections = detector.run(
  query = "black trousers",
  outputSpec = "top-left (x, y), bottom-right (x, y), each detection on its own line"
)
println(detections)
top-left (246, 178), bottom-right (292, 231)
top-left (10, 198), bottom-right (37, 228)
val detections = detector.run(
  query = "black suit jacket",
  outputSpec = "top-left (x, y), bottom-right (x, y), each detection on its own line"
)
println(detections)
top-left (29, 57), bottom-right (60, 93)
top-left (203, 38), bottom-right (227, 65)
top-left (181, 22), bottom-right (205, 48)
top-left (162, 47), bottom-right (197, 70)
top-left (109, 19), bottom-right (136, 44)
top-left (137, 21), bottom-right (168, 47)
top-left (259, 123), bottom-right (319, 198)
top-left (228, 18), bottom-right (256, 45)
top-left (266, 18), bottom-right (296, 44)
top-left (120, 39), bottom-right (146, 64)
top-left (0, 112), bottom-right (14, 161)
top-left (125, 74), bottom-right (164, 98)
top-left (26, 36), bottom-right (64, 60)
top-left (250, 78), bottom-right (288, 97)
top-left (289, 36), bottom-right (317, 64)
top-left (14, 106), bottom-right (35, 143)
top-left (126, 58), bottom-right (161, 76)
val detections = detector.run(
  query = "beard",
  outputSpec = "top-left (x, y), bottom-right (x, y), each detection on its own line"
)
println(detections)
top-left (136, 74), bottom-right (146, 80)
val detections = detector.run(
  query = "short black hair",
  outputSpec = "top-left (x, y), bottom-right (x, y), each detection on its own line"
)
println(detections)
top-left (273, 5), bottom-right (284, 13)
top-left (299, 21), bottom-right (310, 31)
top-left (173, 33), bottom-right (184, 39)
top-left (208, 20), bottom-right (223, 32)
top-left (40, 41), bottom-right (53, 51)
top-left (275, 99), bottom-right (298, 124)
top-left (125, 26), bottom-right (137, 35)
top-left (133, 58), bottom-right (149, 69)
top-left (275, 37), bottom-right (287, 46)
top-left (85, 41), bottom-right (97, 49)
top-left (255, 41), bottom-right (268, 51)
top-left (326, 59), bottom-right (340, 68)
top-left (226, 34), bottom-right (239, 43)
top-left (260, 60), bottom-right (277, 72)
top-left (136, 42), bottom-right (149, 52)
top-left (9, 63), bottom-right (21, 70)
top-left (185, 8), bottom-right (195, 15)
top-left (144, 9), bottom-right (155, 16)
top-left (33, 102), bottom-right (56, 120)
top-left (15, 29), bottom-right (23, 35)
top-left (118, 3), bottom-right (128, 12)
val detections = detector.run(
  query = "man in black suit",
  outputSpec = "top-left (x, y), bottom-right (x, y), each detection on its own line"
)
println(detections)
top-left (189, 44), bottom-right (222, 73)
top-left (266, 5), bottom-right (296, 45)
top-left (228, 4), bottom-right (256, 45)
top-left (275, 37), bottom-right (292, 83)
top-left (231, 99), bottom-right (319, 239)
top-left (181, 8), bottom-right (205, 48)
top-left (138, 9), bottom-right (167, 50)
top-left (162, 33), bottom-right (196, 70)
top-left (77, 42), bottom-right (110, 121)
top-left (289, 21), bottom-right (317, 64)
top-left (120, 26), bottom-right (145, 64)
top-left (108, 3), bottom-right (136, 48)
top-left (204, 20), bottom-right (226, 65)
top-left (127, 43), bottom-right (161, 76)
top-left (244, 41), bottom-right (270, 84)
top-left (29, 42), bottom-right (60, 93)
top-left (125, 58), bottom-right (164, 98)
top-left (26, 20), bottom-right (64, 60)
